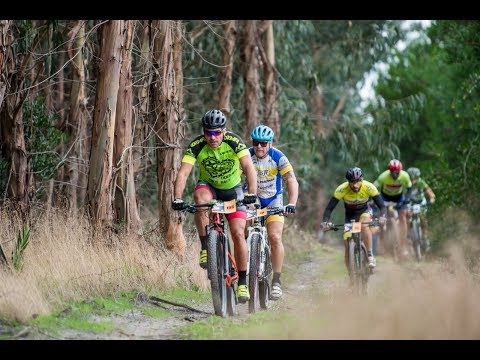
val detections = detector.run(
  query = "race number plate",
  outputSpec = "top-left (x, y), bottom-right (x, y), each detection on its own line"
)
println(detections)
top-left (212, 199), bottom-right (237, 213)
top-left (256, 207), bottom-right (267, 217)
top-left (351, 221), bottom-right (362, 233)
top-left (223, 199), bottom-right (237, 214)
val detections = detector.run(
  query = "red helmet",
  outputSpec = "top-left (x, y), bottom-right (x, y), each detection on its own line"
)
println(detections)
top-left (387, 159), bottom-right (403, 173)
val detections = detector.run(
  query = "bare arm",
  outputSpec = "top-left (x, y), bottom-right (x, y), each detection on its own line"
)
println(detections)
top-left (283, 170), bottom-right (299, 205)
top-left (174, 162), bottom-right (194, 199)
top-left (425, 186), bottom-right (436, 203)
top-left (239, 155), bottom-right (257, 195)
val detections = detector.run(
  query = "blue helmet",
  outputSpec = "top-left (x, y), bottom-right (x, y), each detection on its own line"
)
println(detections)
top-left (251, 125), bottom-right (274, 141)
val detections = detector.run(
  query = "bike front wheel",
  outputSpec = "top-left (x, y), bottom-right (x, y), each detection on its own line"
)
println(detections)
top-left (207, 230), bottom-right (228, 317)
top-left (259, 242), bottom-right (272, 309)
top-left (248, 233), bottom-right (261, 314)
top-left (411, 220), bottom-right (422, 261)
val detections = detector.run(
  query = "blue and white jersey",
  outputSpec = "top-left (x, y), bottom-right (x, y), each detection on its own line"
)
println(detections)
top-left (249, 147), bottom-right (293, 202)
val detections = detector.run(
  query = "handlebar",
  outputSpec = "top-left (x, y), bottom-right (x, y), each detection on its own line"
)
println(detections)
top-left (323, 218), bottom-right (380, 232)
top-left (182, 199), bottom-right (246, 214)
top-left (246, 206), bottom-right (285, 220)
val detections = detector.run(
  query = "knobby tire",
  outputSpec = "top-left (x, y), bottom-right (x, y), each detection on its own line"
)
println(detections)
top-left (259, 240), bottom-right (272, 309)
top-left (411, 219), bottom-right (422, 262)
top-left (207, 229), bottom-right (228, 317)
top-left (248, 233), bottom-right (261, 314)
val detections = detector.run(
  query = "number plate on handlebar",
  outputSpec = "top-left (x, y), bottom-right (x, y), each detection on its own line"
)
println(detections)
top-left (256, 207), bottom-right (267, 217)
top-left (212, 199), bottom-right (237, 214)
top-left (351, 221), bottom-right (362, 233)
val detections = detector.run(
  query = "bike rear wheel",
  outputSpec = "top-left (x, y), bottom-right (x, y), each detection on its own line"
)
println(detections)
top-left (207, 230), bottom-right (228, 317)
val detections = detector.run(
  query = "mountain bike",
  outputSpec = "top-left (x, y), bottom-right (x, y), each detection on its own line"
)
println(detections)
top-left (324, 219), bottom-right (378, 296)
top-left (182, 199), bottom-right (241, 317)
top-left (381, 201), bottom-right (400, 262)
top-left (407, 198), bottom-right (428, 262)
top-left (245, 205), bottom-right (285, 314)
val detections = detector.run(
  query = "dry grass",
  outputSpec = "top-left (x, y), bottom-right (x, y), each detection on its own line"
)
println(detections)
top-left (251, 207), bottom-right (480, 340)
top-left (0, 208), bottom-right (208, 322)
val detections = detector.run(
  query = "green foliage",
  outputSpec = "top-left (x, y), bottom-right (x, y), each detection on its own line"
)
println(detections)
top-left (23, 96), bottom-right (63, 183)
top-left (12, 224), bottom-right (30, 272)
top-left (367, 20), bottom-right (480, 247)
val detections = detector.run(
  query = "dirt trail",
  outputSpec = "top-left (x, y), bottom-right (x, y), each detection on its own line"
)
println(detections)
top-left (4, 241), bottom-right (480, 340)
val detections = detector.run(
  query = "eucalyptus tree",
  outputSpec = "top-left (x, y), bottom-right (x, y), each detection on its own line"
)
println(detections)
top-left (0, 20), bottom-right (47, 216)
top-left (87, 20), bottom-right (125, 227)
top-left (63, 20), bottom-right (89, 212)
top-left (113, 20), bottom-right (142, 235)
top-left (218, 20), bottom-right (236, 116)
top-left (151, 20), bottom-right (186, 255)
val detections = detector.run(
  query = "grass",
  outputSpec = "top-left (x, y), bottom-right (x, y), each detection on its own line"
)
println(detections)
top-left (0, 209), bottom-right (208, 323)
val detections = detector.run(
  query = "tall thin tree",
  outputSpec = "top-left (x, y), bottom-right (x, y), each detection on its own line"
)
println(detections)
top-left (114, 20), bottom-right (142, 234)
top-left (151, 20), bottom-right (186, 256)
top-left (87, 20), bottom-right (124, 227)
top-left (218, 20), bottom-right (236, 116)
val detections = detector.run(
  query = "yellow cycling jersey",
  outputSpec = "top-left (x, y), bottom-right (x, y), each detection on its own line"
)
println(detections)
top-left (374, 170), bottom-right (412, 196)
top-left (333, 180), bottom-right (380, 210)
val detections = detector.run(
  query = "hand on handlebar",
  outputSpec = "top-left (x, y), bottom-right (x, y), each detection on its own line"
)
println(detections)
top-left (285, 204), bottom-right (296, 214)
top-left (172, 198), bottom-right (187, 211)
top-left (320, 222), bottom-right (331, 231)
top-left (243, 193), bottom-right (257, 205)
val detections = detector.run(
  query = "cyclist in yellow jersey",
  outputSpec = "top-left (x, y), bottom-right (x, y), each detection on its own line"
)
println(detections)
top-left (172, 109), bottom-right (257, 303)
top-left (374, 159), bottom-right (412, 258)
top-left (321, 167), bottom-right (386, 271)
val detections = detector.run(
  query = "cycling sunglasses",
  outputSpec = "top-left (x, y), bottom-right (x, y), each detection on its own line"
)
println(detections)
top-left (204, 129), bottom-right (223, 137)
top-left (253, 140), bottom-right (269, 147)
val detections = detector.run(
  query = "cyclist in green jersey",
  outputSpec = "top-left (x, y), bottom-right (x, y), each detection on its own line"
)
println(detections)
top-left (406, 167), bottom-right (436, 251)
top-left (172, 109), bottom-right (257, 303)
top-left (374, 159), bottom-right (412, 258)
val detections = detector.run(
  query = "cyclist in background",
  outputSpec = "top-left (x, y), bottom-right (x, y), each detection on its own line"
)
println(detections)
top-left (320, 167), bottom-right (386, 272)
top-left (406, 167), bottom-right (436, 251)
top-left (172, 109), bottom-right (257, 303)
top-left (246, 125), bottom-right (299, 301)
top-left (374, 159), bottom-right (412, 258)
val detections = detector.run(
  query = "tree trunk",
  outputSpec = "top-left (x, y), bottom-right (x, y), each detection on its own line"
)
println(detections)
top-left (114, 20), bottom-right (142, 235)
top-left (0, 20), bottom-right (35, 216)
top-left (152, 20), bottom-right (186, 257)
top-left (64, 20), bottom-right (88, 212)
top-left (133, 20), bottom-right (153, 175)
top-left (88, 20), bottom-right (124, 228)
top-left (0, 20), bottom-right (11, 109)
top-left (241, 20), bottom-right (260, 140)
top-left (262, 21), bottom-right (279, 136)
top-left (218, 20), bottom-right (236, 116)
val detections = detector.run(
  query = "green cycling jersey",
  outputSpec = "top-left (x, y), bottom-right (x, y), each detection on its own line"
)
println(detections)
top-left (374, 169), bottom-right (412, 196)
top-left (410, 177), bottom-right (430, 203)
top-left (181, 131), bottom-right (250, 190)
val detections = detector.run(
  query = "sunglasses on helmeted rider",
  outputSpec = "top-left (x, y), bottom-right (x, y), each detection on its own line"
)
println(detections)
top-left (252, 140), bottom-right (269, 147)
top-left (204, 129), bottom-right (224, 137)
